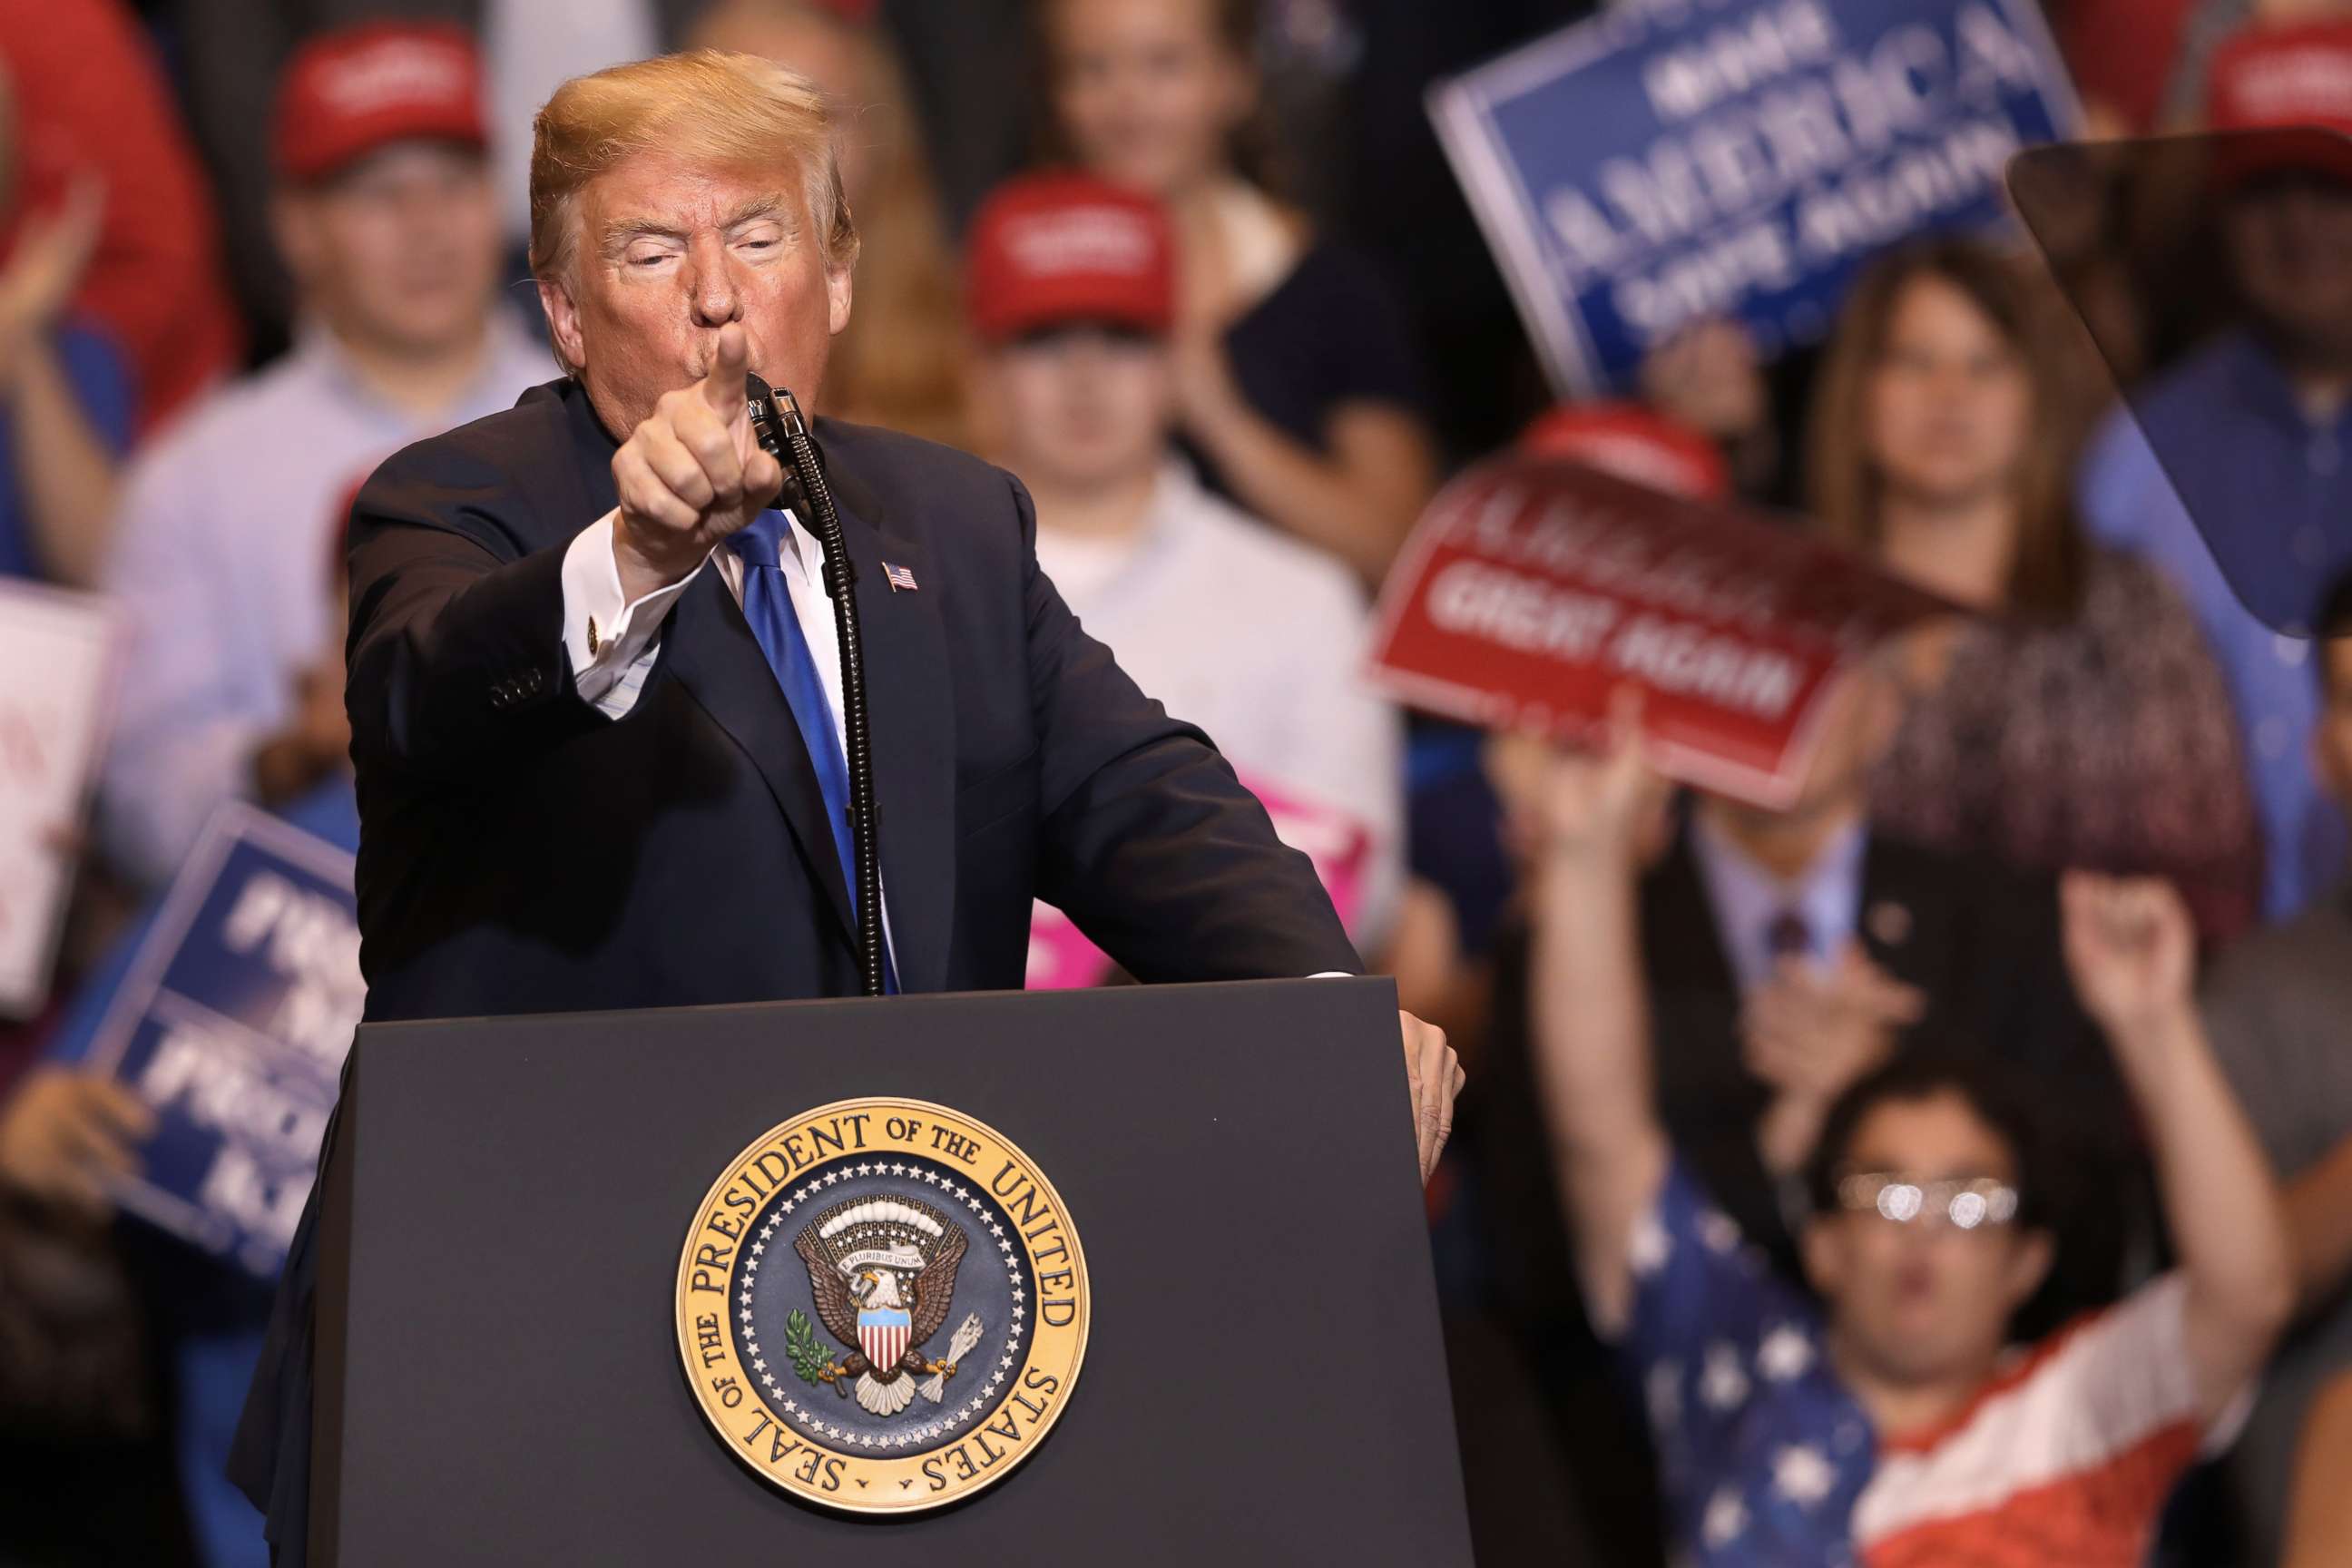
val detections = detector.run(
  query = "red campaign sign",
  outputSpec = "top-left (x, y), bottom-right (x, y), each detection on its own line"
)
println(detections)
top-left (1367, 457), bottom-right (1956, 808)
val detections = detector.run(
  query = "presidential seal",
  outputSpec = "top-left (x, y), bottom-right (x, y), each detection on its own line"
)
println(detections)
top-left (674, 1098), bottom-right (1089, 1513)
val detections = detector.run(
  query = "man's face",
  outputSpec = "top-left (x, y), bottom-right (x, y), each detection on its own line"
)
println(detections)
top-left (2226, 172), bottom-right (2352, 365)
top-left (1802, 1092), bottom-right (2052, 1390)
top-left (276, 142), bottom-right (500, 358)
top-left (984, 326), bottom-right (1173, 496)
top-left (542, 154), bottom-right (851, 440)
top-left (2315, 638), bottom-right (2352, 807)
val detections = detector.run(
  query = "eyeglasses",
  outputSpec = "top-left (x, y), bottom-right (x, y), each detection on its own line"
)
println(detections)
top-left (1835, 1172), bottom-right (2019, 1231)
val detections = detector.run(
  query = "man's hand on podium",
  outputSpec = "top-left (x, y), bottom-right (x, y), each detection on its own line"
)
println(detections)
top-left (1402, 1011), bottom-right (1464, 1185)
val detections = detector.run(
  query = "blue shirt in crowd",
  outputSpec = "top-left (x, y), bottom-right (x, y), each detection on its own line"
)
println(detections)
top-left (0, 322), bottom-right (134, 578)
top-left (2079, 330), bottom-right (2352, 920)
top-left (46, 780), bottom-right (358, 1568)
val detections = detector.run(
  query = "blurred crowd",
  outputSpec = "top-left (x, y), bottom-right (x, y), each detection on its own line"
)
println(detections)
top-left (3, 0), bottom-right (2352, 1563)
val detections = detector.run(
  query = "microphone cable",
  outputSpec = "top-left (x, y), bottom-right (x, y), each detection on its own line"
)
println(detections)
top-left (746, 372), bottom-right (886, 997)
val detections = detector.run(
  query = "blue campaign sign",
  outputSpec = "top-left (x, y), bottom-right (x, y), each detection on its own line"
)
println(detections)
top-left (82, 802), bottom-right (360, 1276)
top-left (1429, 0), bottom-right (2081, 396)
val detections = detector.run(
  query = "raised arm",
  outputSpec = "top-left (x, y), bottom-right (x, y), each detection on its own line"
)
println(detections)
top-left (343, 513), bottom-right (579, 782)
top-left (2061, 873), bottom-right (2294, 1424)
top-left (1526, 701), bottom-right (1672, 1335)
top-left (348, 326), bottom-right (782, 780)
top-left (0, 177), bottom-right (122, 589)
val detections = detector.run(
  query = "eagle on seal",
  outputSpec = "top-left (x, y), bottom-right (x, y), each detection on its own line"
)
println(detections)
top-left (795, 1195), bottom-right (972, 1416)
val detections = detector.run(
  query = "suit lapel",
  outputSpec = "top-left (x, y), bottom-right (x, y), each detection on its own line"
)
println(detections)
top-left (1856, 837), bottom-right (1932, 989)
top-left (826, 465), bottom-right (956, 995)
top-left (564, 387), bottom-right (955, 980)
top-left (1649, 823), bottom-right (1741, 997)
top-left (662, 567), bottom-right (858, 945)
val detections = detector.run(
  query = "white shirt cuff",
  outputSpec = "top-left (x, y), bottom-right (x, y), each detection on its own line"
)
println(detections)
top-left (561, 510), bottom-right (702, 714)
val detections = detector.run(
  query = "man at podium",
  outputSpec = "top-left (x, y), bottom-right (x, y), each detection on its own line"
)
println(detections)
top-left (228, 47), bottom-right (1459, 1565)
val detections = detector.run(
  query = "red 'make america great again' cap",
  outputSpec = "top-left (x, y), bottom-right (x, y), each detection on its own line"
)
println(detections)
top-left (274, 21), bottom-right (488, 183)
top-left (2204, 19), bottom-right (2352, 191)
top-left (965, 172), bottom-right (1176, 344)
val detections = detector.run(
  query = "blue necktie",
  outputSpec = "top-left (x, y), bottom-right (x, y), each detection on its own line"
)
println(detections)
top-left (729, 510), bottom-right (896, 991)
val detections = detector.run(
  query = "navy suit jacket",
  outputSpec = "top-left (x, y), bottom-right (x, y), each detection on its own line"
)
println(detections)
top-left (230, 377), bottom-right (1357, 1559)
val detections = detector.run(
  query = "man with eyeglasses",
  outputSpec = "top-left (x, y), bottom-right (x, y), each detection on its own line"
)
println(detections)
top-left (1524, 710), bottom-right (2293, 1565)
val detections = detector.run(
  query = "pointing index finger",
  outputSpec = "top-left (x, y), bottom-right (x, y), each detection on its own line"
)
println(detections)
top-left (701, 323), bottom-right (749, 416)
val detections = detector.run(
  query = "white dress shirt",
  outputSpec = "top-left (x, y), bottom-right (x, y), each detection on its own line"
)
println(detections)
top-left (561, 507), bottom-right (843, 729)
top-left (1687, 809), bottom-right (1867, 995)
top-left (563, 507), bottom-right (902, 958)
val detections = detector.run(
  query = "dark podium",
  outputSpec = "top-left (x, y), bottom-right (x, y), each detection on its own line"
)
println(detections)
top-left (309, 977), bottom-right (1475, 1563)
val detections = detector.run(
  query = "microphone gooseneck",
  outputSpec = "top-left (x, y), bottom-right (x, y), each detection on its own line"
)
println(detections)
top-left (746, 372), bottom-right (885, 998)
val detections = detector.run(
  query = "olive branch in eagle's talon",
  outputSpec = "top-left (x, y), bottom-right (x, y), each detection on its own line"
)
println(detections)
top-left (784, 1308), bottom-right (840, 1386)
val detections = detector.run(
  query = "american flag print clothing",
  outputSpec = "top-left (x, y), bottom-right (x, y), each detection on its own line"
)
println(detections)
top-left (1622, 1160), bottom-right (1872, 1567)
top-left (1853, 1275), bottom-right (2210, 1567)
top-left (1619, 1161), bottom-right (2222, 1567)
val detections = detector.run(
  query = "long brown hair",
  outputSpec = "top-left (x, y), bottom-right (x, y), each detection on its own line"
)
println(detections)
top-left (690, 0), bottom-right (975, 450)
top-left (1805, 238), bottom-right (2088, 618)
top-left (1030, 0), bottom-right (1286, 195)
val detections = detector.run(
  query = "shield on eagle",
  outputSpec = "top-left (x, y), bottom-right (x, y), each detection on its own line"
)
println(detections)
top-left (794, 1194), bottom-right (974, 1416)
top-left (859, 1306), bottom-right (912, 1373)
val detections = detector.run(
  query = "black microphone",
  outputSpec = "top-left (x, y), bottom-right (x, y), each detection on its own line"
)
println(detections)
top-left (745, 372), bottom-right (886, 998)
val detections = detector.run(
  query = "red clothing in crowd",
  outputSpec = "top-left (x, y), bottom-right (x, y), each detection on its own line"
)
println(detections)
top-left (2060, 0), bottom-right (2199, 131)
top-left (0, 0), bottom-right (240, 435)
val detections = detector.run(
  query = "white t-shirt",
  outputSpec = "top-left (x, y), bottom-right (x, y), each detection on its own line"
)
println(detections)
top-left (1032, 459), bottom-right (1405, 950)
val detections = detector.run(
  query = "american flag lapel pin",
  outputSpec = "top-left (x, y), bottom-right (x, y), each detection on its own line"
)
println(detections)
top-left (882, 560), bottom-right (918, 593)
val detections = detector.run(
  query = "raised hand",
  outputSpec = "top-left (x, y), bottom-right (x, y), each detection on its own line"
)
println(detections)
top-left (2061, 872), bottom-right (2196, 1054)
top-left (0, 173), bottom-right (104, 376)
top-left (1536, 690), bottom-right (1667, 866)
top-left (1636, 316), bottom-right (1767, 444)
top-left (609, 321), bottom-right (785, 601)
top-left (0, 1066), bottom-right (154, 1220)
top-left (1743, 941), bottom-right (1925, 1102)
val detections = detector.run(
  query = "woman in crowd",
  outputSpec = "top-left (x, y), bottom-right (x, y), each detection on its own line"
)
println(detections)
top-left (1808, 238), bottom-right (2260, 944)
top-left (689, 0), bottom-right (975, 450)
top-left (1037, 0), bottom-right (1436, 584)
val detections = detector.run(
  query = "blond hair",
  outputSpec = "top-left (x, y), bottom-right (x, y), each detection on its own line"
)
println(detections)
top-left (528, 49), bottom-right (861, 297)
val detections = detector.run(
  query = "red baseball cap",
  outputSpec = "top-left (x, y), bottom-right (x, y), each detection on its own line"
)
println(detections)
top-left (2205, 21), bottom-right (2352, 191)
top-left (274, 22), bottom-right (488, 184)
top-left (1518, 403), bottom-right (1730, 505)
top-left (965, 172), bottom-right (1175, 345)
